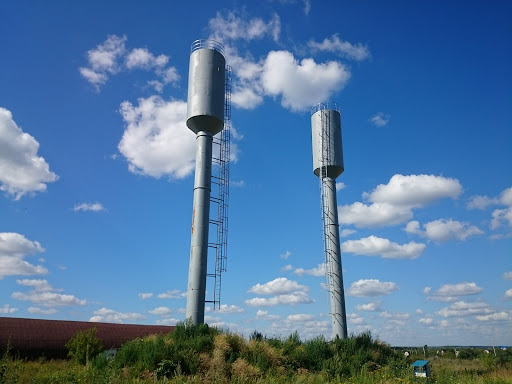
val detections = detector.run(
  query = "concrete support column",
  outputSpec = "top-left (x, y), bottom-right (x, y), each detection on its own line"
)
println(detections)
top-left (323, 176), bottom-right (348, 339)
top-left (186, 131), bottom-right (213, 324)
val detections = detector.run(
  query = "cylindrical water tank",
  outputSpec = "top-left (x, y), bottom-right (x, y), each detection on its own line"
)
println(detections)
top-left (311, 102), bottom-right (344, 179)
top-left (186, 40), bottom-right (226, 135)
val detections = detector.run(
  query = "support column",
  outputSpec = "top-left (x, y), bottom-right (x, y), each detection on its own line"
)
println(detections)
top-left (186, 131), bottom-right (213, 324)
top-left (323, 176), bottom-right (348, 339)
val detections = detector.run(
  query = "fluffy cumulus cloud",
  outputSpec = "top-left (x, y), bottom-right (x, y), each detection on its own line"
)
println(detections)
top-left (436, 301), bottom-right (493, 318)
top-left (256, 309), bottom-right (280, 320)
top-left (338, 202), bottom-right (412, 228)
top-left (0, 304), bottom-right (18, 314)
top-left (12, 279), bottom-right (86, 307)
top-left (504, 271), bottom-right (512, 281)
top-left (405, 219), bottom-right (483, 242)
top-left (209, 11), bottom-right (281, 43)
top-left (245, 291), bottom-right (313, 307)
top-left (505, 289), bottom-right (512, 299)
top-left (138, 292), bottom-right (154, 299)
top-left (148, 306), bottom-right (172, 316)
top-left (339, 175), bottom-right (462, 228)
top-left (0, 233), bottom-right (48, 279)
top-left (217, 304), bottom-right (245, 314)
top-left (347, 279), bottom-right (399, 297)
top-left (261, 51), bottom-right (350, 111)
top-left (73, 202), bottom-right (105, 212)
top-left (341, 235), bottom-right (426, 259)
top-left (427, 282), bottom-right (483, 302)
top-left (0, 108), bottom-right (58, 199)
top-left (118, 96), bottom-right (195, 179)
top-left (157, 289), bottom-right (186, 299)
top-left (293, 263), bottom-right (326, 277)
top-left (308, 34), bottom-right (371, 61)
top-left (248, 277), bottom-right (308, 295)
top-left (79, 35), bottom-right (179, 92)
top-left (367, 174), bottom-right (462, 207)
top-left (369, 112), bottom-right (390, 127)
top-left (90, 307), bottom-right (145, 323)
top-left (79, 35), bottom-right (127, 89)
top-left (355, 302), bottom-right (381, 312)
top-left (491, 186), bottom-right (512, 230)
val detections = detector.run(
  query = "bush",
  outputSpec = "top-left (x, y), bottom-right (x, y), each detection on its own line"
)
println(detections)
top-left (65, 328), bottom-right (104, 365)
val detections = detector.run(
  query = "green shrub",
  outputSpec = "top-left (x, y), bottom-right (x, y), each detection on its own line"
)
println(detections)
top-left (65, 327), bottom-right (104, 365)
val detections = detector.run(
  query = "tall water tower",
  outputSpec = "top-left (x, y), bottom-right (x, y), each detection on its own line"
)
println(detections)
top-left (311, 102), bottom-right (348, 339)
top-left (185, 40), bottom-right (226, 325)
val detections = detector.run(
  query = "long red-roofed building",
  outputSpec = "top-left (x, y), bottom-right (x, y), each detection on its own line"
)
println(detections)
top-left (0, 317), bottom-right (175, 359)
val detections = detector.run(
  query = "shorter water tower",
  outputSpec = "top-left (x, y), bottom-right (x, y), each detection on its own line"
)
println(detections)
top-left (311, 102), bottom-right (348, 339)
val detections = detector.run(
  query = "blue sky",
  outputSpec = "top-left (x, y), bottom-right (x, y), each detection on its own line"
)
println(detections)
top-left (1, 1), bottom-right (511, 346)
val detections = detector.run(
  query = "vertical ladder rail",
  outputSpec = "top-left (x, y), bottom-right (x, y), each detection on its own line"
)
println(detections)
top-left (207, 65), bottom-right (231, 310)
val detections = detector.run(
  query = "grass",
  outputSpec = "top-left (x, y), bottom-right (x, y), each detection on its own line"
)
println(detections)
top-left (1, 322), bottom-right (511, 384)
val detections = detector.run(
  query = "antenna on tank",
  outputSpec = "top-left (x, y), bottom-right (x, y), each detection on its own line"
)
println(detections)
top-left (311, 102), bottom-right (348, 339)
top-left (185, 39), bottom-right (230, 324)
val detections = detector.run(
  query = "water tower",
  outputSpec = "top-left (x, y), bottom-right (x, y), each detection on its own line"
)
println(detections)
top-left (311, 102), bottom-right (348, 339)
top-left (185, 40), bottom-right (226, 325)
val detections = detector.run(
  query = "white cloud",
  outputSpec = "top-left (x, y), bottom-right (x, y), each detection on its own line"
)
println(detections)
top-left (12, 279), bottom-right (86, 307)
top-left (340, 229), bottom-right (356, 237)
top-left (503, 271), bottom-right (512, 281)
top-left (347, 313), bottom-right (365, 325)
top-left (256, 309), bottom-right (280, 320)
top-left (428, 282), bottom-right (483, 302)
top-left (0, 304), bottom-right (18, 314)
top-left (125, 48), bottom-right (168, 70)
top-left (405, 219), bottom-right (483, 242)
top-left (505, 289), bottom-right (512, 299)
top-left (419, 317), bottom-right (434, 325)
top-left (369, 112), bottom-right (390, 127)
top-left (157, 289), bottom-right (186, 299)
top-left (336, 182), bottom-right (346, 191)
top-left (280, 250), bottom-right (292, 259)
top-left (80, 35), bottom-right (178, 92)
top-left (118, 96), bottom-right (196, 179)
top-left (476, 311), bottom-right (511, 322)
top-left (248, 277), bottom-right (308, 295)
top-left (28, 307), bottom-right (57, 314)
top-left (287, 313), bottom-right (314, 322)
top-left (437, 301), bottom-right (492, 317)
top-left (217, 304), bottom-right (245, 314)
top-left (245, 291), bottom-right (313, 307)
top-left (380, 311), bottom-right (410, 320)
top-left (156, 318), bottom-right (179, 326)
top-left (423, 287), bottom-right (432, 295)
top-left (467, 195), bottom-right (498, 210)
top-left (73, 202), bottom-right (105, 212)
top-left (355, 302), bottom-right (381, 312)
top-left (79, 35), bottom-right (127, 89)
top-left (367, 174), bottom-right (462, 207)
top-left (347, 279), bottom-right (399, 297)
top-left (338, 202), bottom-right (413, 228)
top-left (261, 50), bottom-right (350, 111)
top-left (339, 175), bottom-right (462, 229)
top-left (209, 11), bottom-right (281, 43)
top-left (308, 34), bottom-right (371, 61)
top-left (293, 263), bottom-right (326, 277)
top-left (0, 108), bottom-right (58, 199)
top-left (138, 292), bottom-right (154, 299)
top-left (90, 307), bottom-right (145, 323)
top-left (341, 235), bottom-right (426, 259)
top-left (0, 233), bottom-right (48, 279)
top-left (148, 306), bottom-right (172, 316)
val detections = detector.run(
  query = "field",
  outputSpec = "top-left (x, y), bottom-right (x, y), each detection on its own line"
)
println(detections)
top-left (2, 322), bottom-right (511, 384)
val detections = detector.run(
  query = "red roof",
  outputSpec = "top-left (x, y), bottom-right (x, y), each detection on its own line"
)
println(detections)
top-left (1, 317), bottom-right (175, 359)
